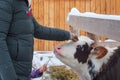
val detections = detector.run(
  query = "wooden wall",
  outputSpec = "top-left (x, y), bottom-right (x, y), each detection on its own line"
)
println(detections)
top-left (31, 0), bottom-right (120, 51)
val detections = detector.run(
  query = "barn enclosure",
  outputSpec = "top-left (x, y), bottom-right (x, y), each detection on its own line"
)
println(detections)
top-left (31, 0), bottom-right (120, 51)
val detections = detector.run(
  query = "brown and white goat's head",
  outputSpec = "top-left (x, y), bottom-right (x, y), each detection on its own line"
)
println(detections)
top-left (54, 36), bottom-right (94, 64)
top-left (54, 36), bottom-right (115, 80)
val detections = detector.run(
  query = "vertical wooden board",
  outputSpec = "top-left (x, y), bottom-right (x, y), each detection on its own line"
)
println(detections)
top-left (49, 0), bottom-right (54, 27)
top-left (44, 0), bottom-right (49, 51)
top-left (33, 0), bottom-right (39, 18)
top-left (101, 0), bottom-right (106, 14)
top-left (48, 0), bottom-right (55, 51)
top-left (106, 0), bottom-right (111, 14)
top-left (59, 0), bottom-right (65, 45)
top-left (65, 0), bottom-right (70, 30)
top-left (111, 0), bottom-right (116, 14)
top-left (38, 0), bottom-right (44, 21)
top-left (34, 39), bottom-right (39, 51)
top-left (115, 0), bottom-right (120, 14)
top-left (69, 0), bottom-right (75, 10)
top-left (79, 0), bottom-right (86, 12)
top-left (54, 0), bottom-right (60, 45)
top-left (91, 0), bottom-right (96, 12)
top-left (60, 0), bottom-right (65, 29)
top-left (37, 0), bottom-right (44, 51)
top-left (64, 0), bottom-right (70, 45)
top-left (95, 0), bottom-right (101, 13)
top-left (75, 0), bottom-right (81, 11)
top-left (86, 0), bottom-right (91, 12)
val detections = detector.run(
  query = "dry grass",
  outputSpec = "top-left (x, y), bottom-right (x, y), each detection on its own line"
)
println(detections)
top-left (48, 66), bottom-right (80, 80)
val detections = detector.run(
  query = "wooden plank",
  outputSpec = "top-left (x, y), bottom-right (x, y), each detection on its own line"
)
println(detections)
top-left (106, 0), bottom-right (111, 14)
top-left (111, 0), bottom-right (116, 14)
top-left (48, 0), bottom-right (55, 50)
top-left (115, 0), bottom-right (120, 14)
top-left (95, 0), bottom-right (101, 13)
top-left (91, 0), bottom-right (95, 12)
top-left (86, 0), bottom-right (91, 12)
top-left (65, 0), bottom-right (70, 30)
top-left (101, 0), bottom-right (106, 14)
top-left (34, 39), bottom-right (39, 51)
top-left (75, 0), bottom-right (80, 11)
top-left (79, 0), bottom-right (86, 12)
top-left (59, 0), bottom-right (65, 45)
top-left (38, 0), bottom-right (44, 51)
top-left (44, 0), bottom-right (49, 51)
top-left (54, 0), bottom-right (60, 46)
top-left (60, 0), bottom-right (65, 30)
top-left (69, 0), bottom-right (75, 10)
top-left (68, 15), bottom-right (120, 41)
top-left (33, 0), bottom-right (39, 18)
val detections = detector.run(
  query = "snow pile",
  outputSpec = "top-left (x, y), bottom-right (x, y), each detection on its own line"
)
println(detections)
top-left (104, 39), bottom-right (118, 42)
top-left (32, 51), bottom-right (65, 68)
top-left (67, 8), bottom-right (120, 21)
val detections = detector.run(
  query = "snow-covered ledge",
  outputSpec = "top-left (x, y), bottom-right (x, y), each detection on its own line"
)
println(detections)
top-left (67, 8), bottom-right (120, 42)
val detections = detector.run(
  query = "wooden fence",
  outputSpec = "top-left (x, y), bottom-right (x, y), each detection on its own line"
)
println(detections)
top-left (31, 0), bottom-right (120, 51)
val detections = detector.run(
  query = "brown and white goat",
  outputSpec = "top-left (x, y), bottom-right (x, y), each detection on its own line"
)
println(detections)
top-left (54, 36), bottom-right (120, 80)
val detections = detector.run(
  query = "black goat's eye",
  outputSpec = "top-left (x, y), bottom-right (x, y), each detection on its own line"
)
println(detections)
top-left (94, 48), bottom-right (98, 51)
top-left (77, 45), bottom-right (81, 48)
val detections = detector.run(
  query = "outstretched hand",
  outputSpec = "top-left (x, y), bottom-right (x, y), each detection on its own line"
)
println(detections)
top-left (39, 64), bottom-right (47, 73)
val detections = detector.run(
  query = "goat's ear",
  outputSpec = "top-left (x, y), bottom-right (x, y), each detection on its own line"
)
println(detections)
top-left (69, 25), bottom-right (79, 42)
top-left (93, 46), bottom-right (108, 59)
top-left (87, 32), bottom-right (98, 47)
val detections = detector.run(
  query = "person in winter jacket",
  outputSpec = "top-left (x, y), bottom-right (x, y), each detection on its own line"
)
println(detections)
top-left (0, 0), bottom-right (72, 80)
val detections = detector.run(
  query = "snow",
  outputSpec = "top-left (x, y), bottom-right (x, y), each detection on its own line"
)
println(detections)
top-left (104, 39), bottom-right (118, 42)
top-left (32, 51), bottom-right (65, 68)
top-left (67, 8), bottom-right (120, 21)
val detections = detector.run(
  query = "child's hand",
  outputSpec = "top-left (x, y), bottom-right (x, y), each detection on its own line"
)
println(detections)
top-left (39, 64), bottom-right (47, 73)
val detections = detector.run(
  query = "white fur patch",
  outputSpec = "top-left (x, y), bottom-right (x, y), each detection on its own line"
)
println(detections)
top-left (78, 36), bottom-right (94, 46)
top-left (88, 47), bottom-right (117, 77)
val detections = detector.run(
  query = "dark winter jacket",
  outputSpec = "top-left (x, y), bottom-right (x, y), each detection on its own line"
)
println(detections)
top-left (0, 0), bottom-right (70, 80)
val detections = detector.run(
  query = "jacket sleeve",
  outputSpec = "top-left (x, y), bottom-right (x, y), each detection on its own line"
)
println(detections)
top-left (32, 16), bottom-right (70, 41)
top-left (0, 0), bottom-right (17, 80)
top-left (30, 68), bottom-right (43, 78)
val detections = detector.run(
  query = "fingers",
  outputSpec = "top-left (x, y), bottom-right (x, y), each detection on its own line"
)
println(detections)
top-left (40, 64), bottom-right (47, 72)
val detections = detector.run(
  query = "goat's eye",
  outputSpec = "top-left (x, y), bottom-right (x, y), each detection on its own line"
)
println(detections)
top-left (77, 45), bottom-right (81, 48)
top-left (94, 48), bottom-right (98, 51)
